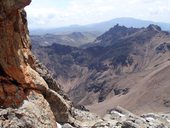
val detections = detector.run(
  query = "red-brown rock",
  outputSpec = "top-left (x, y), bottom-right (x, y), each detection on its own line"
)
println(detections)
top-left (0, 0), bottom-right (57, 127)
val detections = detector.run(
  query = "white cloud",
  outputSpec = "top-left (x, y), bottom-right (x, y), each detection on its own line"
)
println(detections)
top-left (25, 0), bottom-right (170, 29)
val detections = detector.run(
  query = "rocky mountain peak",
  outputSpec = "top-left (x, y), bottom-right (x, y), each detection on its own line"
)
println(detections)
top-left (106, 24), bottom-right (138, 35)
top-left (94, 24), bottom-right (138, 46)
top-left (111, 24), bottom-right (127, 30)
top-left (93, 24), bottom-right (166, 47)
top-left (147, 24), bottom-right (162, 31)
top-left (70, 32), bottom-right (84, 38)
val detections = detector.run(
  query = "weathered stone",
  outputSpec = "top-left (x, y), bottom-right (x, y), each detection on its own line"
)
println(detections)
top-left (46, 89), bottom-right (72, 123)
top-left (62, 123), bottom-right (75, 128)
top-left (92, 106), bottom-right (170, 128)
top-left (0, 0), bottom-right (57, 127)
top-left (34, 59), bottom-right (68, 99)
top-left (0, 91), bottom-right (57, 128)
top-left (70, 108), bottom-right (102, 127)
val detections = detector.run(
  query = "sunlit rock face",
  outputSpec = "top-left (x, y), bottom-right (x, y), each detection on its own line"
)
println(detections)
top-left (0, 0), bottom-right (57, 127)
top-left (0, 0), bottom-right (36, 108)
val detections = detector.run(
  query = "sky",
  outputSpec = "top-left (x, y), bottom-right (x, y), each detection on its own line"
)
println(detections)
top-left (25, 0), bottom-right (170, 29)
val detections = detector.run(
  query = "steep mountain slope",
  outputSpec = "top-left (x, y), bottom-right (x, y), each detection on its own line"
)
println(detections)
top-left (30, 17), bottom-right (170, 35)
top-left (33, 24), bottom-right (170, 115)
top-left (31, 32), bottom-right (98, 48)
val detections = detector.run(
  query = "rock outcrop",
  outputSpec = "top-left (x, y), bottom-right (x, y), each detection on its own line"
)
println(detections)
top-left (0, 0), bottom-right (57, 127)
top-left (33, 59), bottom-right (73, 123)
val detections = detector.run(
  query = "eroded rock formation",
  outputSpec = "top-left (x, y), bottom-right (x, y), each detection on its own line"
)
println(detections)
top-left (0, 0), bottom-right (45, 108)
top-left (0, 0), bottom-right (57, 127)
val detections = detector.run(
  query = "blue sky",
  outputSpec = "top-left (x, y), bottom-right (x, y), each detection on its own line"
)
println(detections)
top-left (25, 0), bottom-right (170, 29)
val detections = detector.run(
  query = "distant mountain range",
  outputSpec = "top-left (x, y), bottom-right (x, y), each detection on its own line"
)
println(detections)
top-left (30, 17), bottom-right (170, 35)
top-left (31, 32), bottom-right (98, 48)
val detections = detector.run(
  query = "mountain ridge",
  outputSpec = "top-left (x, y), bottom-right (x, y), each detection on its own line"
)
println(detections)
top-left (31, 32), bottom-right (98, 48)
top-left (30, 17), bottom-right (170, 35)
top-left (33, 24), bottom-right (170, 116)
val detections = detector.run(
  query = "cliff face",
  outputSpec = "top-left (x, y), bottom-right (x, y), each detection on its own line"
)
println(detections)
top-left (0, 0), bottom-right (39, 108)
top-left (0, 0), bottom-right (58, 127)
